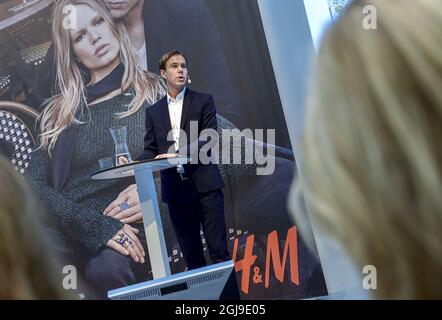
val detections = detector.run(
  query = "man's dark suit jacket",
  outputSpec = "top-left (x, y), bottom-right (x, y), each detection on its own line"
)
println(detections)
top-left (138, 88), bottom-right (224, 203)
top-left (27, 0), bottom-right (242, 127)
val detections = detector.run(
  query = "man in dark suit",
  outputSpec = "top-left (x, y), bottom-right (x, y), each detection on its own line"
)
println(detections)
top-left (138, 50), bottom-right (231, 269)
top-left (28, 0), bottom-right (243, 128)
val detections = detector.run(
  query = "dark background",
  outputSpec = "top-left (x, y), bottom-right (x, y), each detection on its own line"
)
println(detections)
top-left (205, 0), bottom-right (292, 150)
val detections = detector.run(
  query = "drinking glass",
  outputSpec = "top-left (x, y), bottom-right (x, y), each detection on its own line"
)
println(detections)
top-left (109, 126), bottom-right (133, 165)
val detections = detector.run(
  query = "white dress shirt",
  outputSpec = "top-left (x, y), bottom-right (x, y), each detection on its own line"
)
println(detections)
top-left (167, 87), bottom-right (186, 151)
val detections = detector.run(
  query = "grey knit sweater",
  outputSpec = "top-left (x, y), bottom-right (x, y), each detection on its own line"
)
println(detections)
top-left (28, 92), bottom-right (147, 254)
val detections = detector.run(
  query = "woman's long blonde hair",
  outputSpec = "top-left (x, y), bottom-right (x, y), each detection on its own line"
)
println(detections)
top-left (0, 157), bottom-right (68, 299)
top-left (39, 0), bottom-right (165, 155)
top-left (291, 0), bottom-right (442, 299)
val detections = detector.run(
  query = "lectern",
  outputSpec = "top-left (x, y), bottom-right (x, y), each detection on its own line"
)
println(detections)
top-left (91, 156), bottom-right (236, 300)
top-left (91, 156), bottom-right (189, 279)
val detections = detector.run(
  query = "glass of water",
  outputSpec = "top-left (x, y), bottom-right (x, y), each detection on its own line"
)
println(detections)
top-left (109, 126), bottom-right (133, 165)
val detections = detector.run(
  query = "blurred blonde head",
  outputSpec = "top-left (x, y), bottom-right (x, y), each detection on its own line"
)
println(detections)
top-left (0, 157), bottom-right (67, 299)
top-left (291, 0), bottom-right (442, 299)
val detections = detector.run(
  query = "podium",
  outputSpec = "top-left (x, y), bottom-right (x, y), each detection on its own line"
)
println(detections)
top-left (92, 157), bottom-right (236, 300)
top-left (91, 156), bottom-right (189, 279)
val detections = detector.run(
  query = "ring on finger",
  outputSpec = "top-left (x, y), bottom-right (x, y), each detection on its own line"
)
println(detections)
top-left (114, 237), bottom-right (124, 246)
top-left (119, 202), bottom-right (129, 211)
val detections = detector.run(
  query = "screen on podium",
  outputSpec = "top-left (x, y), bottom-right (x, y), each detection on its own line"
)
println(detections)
top-left (108, 260), bottom-right (235, 300)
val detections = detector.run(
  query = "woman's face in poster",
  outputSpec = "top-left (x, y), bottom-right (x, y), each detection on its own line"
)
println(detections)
top-left (69, 4), bottom-right (120, 73)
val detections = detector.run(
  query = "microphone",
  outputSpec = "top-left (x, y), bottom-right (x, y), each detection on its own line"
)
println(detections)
top-left (187, 75), bottom-right (192, 85)
top-left (177, 163), bottom-right (187, 180)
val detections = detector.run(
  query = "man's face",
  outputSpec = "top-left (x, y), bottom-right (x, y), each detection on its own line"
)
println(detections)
top-left (161, 55), bottom-right (188, 92)
top-left (104, 0), bottom-right (141, 19)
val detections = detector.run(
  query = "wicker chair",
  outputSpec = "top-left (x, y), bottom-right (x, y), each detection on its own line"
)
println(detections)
top-left (0, 2), bottom-right (52, 100)
top-left (0, 100), bottom-right (39, 173)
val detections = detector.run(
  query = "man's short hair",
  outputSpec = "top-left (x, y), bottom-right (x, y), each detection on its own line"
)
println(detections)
top-left (159, 50), bottom-right (188, 71)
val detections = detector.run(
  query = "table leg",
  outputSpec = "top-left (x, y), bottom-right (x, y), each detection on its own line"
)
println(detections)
top-left (134, 166), bottom-right (171, 279)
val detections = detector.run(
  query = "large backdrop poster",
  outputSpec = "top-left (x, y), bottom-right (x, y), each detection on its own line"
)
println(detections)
top-left (0, 0), bottom-right (327, 299)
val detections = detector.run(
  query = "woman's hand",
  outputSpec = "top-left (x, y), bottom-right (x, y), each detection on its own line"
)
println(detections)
top-left (118, 156), bottom-right (129, 165)
top-left (106, 224), bottom-right (145, 263)
top-left (154, 153), bottom-right (177, 159)
top-left (104, 184), bottom-right (143, 224)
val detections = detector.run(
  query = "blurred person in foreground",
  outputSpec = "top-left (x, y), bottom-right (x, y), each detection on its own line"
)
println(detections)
top-left (0, 157), bottom-right (68, 299)
top-left (291, 0), bottom-right (442, 299)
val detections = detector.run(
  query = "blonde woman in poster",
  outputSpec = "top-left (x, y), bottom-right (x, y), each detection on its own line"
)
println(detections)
top-left (27, 0), bottom-right (166, 298)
